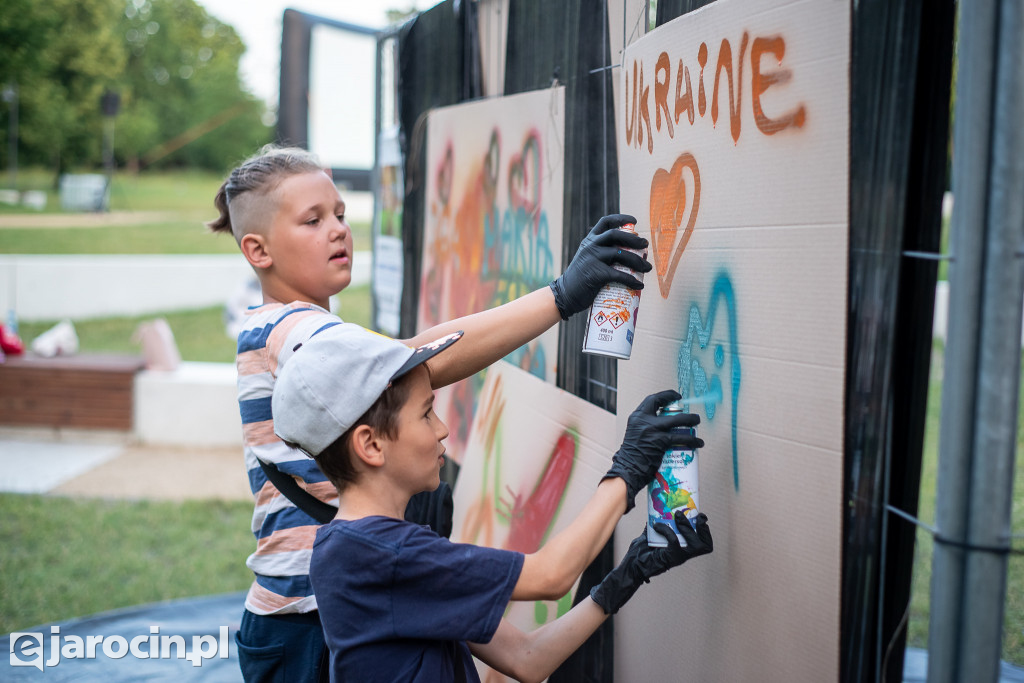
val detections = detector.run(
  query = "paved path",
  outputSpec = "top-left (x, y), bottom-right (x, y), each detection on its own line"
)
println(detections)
top-left (0, 429), bottom-right (249, 501)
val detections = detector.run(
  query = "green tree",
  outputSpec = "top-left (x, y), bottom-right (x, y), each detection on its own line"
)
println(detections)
top-left (116, 0), bottom-right (270, 171)
top-left (0, 0), bottom-right (270, 180)
top-left (1, 0), bottom-right (126, 181)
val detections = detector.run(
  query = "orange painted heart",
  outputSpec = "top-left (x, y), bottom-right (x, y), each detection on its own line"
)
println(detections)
top-left (649, 152), bottom-right (701, 298)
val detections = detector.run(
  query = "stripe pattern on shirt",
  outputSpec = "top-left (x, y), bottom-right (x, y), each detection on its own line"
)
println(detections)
top-left (236, 301), bottom-right (343, 615)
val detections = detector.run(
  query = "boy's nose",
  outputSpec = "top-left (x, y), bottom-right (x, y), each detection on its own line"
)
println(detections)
top-left (329, 215), bottom-right (349, 238)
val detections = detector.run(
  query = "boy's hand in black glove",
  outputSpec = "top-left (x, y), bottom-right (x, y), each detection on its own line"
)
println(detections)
top-left (548, 214), bottom-right (651, 319)
top-left (590, 511), bottom-right (714, 615)
top-left (604, 390), bottom-right (703, 512)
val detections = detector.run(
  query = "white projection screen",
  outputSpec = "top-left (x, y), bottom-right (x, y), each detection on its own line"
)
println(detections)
top-left (307, 23), bottom-right (377, 175)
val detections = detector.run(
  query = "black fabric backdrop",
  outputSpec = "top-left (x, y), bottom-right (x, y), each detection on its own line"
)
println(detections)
top-left (396, 1), bottom-right (955, 680)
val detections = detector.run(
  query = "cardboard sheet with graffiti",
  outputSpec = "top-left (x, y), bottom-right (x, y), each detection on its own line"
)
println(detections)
top-left (614, 0), bottom-right (850, 679)
top-left (450, 361), bottom-right (616, 681)
top-left (419, 88), bottom-right (565, 463)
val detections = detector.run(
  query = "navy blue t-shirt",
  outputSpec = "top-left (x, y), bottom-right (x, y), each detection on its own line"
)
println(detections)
top-left (309, 516), bottom-right (525, 682)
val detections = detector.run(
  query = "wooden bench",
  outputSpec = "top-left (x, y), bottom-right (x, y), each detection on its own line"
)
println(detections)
top-left (0, 353), bottom-right (146, 431)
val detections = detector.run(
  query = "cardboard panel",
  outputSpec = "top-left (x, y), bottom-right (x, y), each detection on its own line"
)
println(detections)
top-left (420, 88), bottom-right (566, 462)
top-left (613, 0), bottom-right (849, 680)
top-left (450, 361), bottom-right (617, 679)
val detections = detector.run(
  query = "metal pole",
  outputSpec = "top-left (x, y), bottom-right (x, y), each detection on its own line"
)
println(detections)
top-left (103, 117), bottom-right (115, 182)
top-left (926, 0), bottom-right (996, 679)
top-left (928, 0), bottom-right (1024, 680)
top-left (960, 0), bottom-right (1024, 678)
top-left (3, 82), bottom-right (16, 189)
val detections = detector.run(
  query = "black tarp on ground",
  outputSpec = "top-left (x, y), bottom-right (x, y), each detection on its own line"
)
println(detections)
top-left (10, 594), bottom-right (1024, 681)
top-left (2, 592), bottom-right (245, 681)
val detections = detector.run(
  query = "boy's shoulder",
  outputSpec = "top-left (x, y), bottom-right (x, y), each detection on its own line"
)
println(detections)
top-left (315, 515), bottom-right (424, 554)
top-left (236, 301), bottom-right (344, 356)
top-left (311, 516), bottom-right (475, 576)
top-left (242, 300), bottom-right (334, 328)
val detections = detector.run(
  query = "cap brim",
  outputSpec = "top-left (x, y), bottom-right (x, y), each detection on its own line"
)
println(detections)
top-left (389, 330), bottom-right (463, 382)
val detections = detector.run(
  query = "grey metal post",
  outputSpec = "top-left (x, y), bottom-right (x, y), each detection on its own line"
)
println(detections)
top-left (3, 82), bottom-right (16, 189)
top-left (960, 0), bottom-right (1024, 677)
top-left (927, 0), bottom-right (1024, 680)
top-left (927, 0), bottom-right (994, 673)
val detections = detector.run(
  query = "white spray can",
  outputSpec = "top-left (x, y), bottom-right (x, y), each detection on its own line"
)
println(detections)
top-left (581, 223), bottom-right (646, 359)
top-left (647, 401), bottom-right (700, 547)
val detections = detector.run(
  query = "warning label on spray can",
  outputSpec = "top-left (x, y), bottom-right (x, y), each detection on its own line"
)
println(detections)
top-left (582, 223), bottom-right (645, 360)
top-left (647, 405), bottom-right (699, 547)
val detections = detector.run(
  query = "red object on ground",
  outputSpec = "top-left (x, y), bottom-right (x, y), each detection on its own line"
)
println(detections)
top-left (0, 325), bottom-right (24, 355)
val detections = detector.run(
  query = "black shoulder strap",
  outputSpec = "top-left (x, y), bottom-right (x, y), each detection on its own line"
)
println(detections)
top-left (258, 459), bottom-right (338, 524)
top-left (258, 459), bottom-right (456, 535)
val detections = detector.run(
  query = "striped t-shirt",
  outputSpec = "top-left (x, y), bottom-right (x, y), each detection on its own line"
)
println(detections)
top-left (236, 301), bottom-right (343, 615)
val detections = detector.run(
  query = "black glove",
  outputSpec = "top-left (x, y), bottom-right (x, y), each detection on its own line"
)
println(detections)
top-left (548, 214), bottom-right (652, 319)
top-left (604, 390), bottom-right (703, 512)
top-left (590, 511), bottom-right (714, 615)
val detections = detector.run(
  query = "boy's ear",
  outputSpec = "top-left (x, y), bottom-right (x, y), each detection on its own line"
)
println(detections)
top-left (350, 424), bottom-right (385, 468)
top-left (240, 233), bottom-right (272, 269)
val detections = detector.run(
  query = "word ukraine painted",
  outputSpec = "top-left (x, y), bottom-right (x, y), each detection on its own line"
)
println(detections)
top-left (625, 31), bottom-right (807, 154)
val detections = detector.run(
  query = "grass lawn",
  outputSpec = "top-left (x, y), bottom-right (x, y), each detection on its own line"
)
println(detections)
top-left (15, 284), bottom-right (374, 364)
top-left (0, 167), bottom-right (224, 214)
top-left (0, 168), bottom-right (372, 253)
top-left (17, 306), bottom-right (239, 363)
top-left (0, 220), bottom-right (244, 255)
top-left (0, 494), bottom-right (254, 634)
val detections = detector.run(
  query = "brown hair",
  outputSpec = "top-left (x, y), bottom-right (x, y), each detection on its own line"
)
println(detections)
top-left (313, 371), bottom-right (418, 494)
top-left (207, 144), bottom-right (324, 243)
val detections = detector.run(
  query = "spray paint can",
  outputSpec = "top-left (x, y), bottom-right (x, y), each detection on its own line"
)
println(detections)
top-left (582, 223), bottom-right (645, 360)
top-left (647, 402), bottom-right (700, 547)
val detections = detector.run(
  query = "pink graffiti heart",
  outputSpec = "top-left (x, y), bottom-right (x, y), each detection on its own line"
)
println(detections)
top-left (649, 152), bottom-right (701, 299)
top-left (435, 145), bottom-right (453, 208)
top-left (508, 132), bottom-right (541, 223)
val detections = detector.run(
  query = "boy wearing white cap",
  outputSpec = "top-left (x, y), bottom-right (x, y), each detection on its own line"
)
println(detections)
top-left (273, 323), bottom-right (714, 683)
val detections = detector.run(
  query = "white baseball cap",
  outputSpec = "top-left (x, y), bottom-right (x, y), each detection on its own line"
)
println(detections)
top-left (272, 323), bottom-right (463, 456)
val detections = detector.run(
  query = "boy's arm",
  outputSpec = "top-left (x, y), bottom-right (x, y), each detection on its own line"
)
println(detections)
top-left (512, 478), bottom-right (625, 600)
top-left (512, 391), bottom-right (703, 600)
top-left (469, 514), bottom-right (713, 683)
top-left (467, 602), bottom-right (607, 683)
top-left (405, 214), bottom-right (650, 389)
top-left (408, 287), bottom-right (560, 389)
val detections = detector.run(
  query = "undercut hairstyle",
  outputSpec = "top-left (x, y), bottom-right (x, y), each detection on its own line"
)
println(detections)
top-left (313, 370), bottom-right (418, 494)
top-left (206, 144), bottom-right (325, 243)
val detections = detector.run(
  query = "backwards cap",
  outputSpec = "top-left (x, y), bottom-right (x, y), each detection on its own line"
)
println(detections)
top-left (273, 324), bottom-right (462, 456)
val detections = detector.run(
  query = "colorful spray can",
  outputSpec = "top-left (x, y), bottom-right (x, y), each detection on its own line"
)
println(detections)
top-left (647, 402), bottom-right (700, 547)
top-left (582, 223), bottom-right (646, 360)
